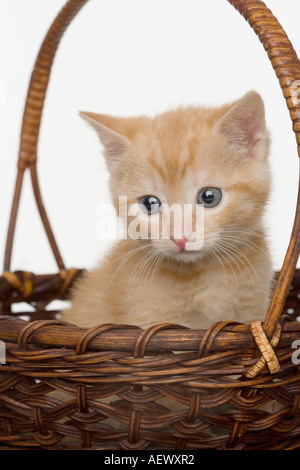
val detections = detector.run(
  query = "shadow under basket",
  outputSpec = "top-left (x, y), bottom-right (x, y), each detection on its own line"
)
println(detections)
top-left (1, 0), bottom-right (300, 450)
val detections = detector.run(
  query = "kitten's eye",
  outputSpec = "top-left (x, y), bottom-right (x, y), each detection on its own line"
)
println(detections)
top-left (197, 188), bottom-right (222, 208)
top-left (139, 195), bottom-right (161, 215)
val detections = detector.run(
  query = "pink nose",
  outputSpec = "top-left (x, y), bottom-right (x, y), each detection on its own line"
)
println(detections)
top-left (171, 237), bottom-right (187, 251)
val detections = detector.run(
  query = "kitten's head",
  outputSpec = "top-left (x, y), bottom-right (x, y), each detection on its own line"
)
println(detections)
top-left (81, 91), bottom-right (270, 264)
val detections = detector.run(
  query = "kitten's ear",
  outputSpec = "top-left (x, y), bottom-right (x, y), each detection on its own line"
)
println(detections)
top-left (79, 111), bottom-right (131, 165)
top-left (215, 91), bottom-right (269, 159)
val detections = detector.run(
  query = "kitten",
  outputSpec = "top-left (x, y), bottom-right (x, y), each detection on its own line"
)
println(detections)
top-left (63, 91), bottom-right (273, 329)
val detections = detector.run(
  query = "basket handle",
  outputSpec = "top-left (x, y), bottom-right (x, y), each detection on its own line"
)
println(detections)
top-left (4, 0), bottom-right (300, 338)
top-left (17, 0), bottom-right (90, 172)
top-left (228, 0), bottom-right (300, 339)
top-left (3, 0), bottom-right (89, 273)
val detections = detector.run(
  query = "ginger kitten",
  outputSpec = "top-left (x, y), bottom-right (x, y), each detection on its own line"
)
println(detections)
top-left (63, 91), bottom-right (273, 329)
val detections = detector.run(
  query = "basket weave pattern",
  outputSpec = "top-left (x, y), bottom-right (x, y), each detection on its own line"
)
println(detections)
top-left (1, 0), bottom-right (300, 450)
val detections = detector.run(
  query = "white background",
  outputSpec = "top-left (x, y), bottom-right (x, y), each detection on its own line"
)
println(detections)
top-left (0, 0), bottom-right (300, 278)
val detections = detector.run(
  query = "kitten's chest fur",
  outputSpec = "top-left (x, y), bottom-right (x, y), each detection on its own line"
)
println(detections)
top-left (122, 268), bottom-right (221, 328)
top-left (66, 238), bottom-right (272, 329)
top-left (120, 261), bottom-right (268, 328)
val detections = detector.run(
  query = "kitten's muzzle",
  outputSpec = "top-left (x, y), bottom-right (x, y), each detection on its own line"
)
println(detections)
top-left (170, 236), bottom-right (188, 252)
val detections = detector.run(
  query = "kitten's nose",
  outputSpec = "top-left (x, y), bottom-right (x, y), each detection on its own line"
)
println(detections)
top-left (171, 236), bottom-right (187, 251)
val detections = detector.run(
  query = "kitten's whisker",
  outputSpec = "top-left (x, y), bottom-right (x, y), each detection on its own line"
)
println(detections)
top-left (215, 245), bottom-right (243, 291)
top-left (150, 252), bottom-right (165, 284)
top-left (209, 244), bottom-right (239, 289)
top-left (143, 251), bottom-right (164, 296)
top-left (223, 228), bottom-right (264, 238)
top-left (103, 242), bottom-right (153, 292)
top-left (219, 247), bottom-right (240, 290)
top-left (139, 250), bottom-right (167, 298)
top-left (206, 246), bottom-right (230, 285)
top-left (221, 234), bottom-right (270, 262)
top-left (138, 250), bottom-right (159, 295)
top-left (217, 240), bottom-right (258, 290)
top-left (126, 248), bottom-right (158, 298)
top-left (113, 242), bottom-right (153, 264)
top-left (127, 249), bottom-right (155, 292)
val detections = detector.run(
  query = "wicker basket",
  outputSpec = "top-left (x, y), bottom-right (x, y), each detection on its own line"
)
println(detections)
top-left (1, 0), bottom-right (300, 450)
